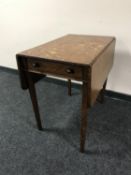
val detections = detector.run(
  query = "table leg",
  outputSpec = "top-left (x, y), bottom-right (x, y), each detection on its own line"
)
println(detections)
top-left (80, 81), bottom-right (88, 153)
top-left (99, 79), bottom-right (107, 103)
top-left (27, 72), bottom-right (43, 130)
top-left (68, 79), bottom-right (72, 96)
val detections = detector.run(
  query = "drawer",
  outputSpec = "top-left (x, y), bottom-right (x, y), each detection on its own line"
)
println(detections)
top-left (27, 59), bottom-right (83, 81)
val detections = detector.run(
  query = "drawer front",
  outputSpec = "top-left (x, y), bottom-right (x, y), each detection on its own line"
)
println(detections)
top-left (27, 59), bottom-right (83, 81)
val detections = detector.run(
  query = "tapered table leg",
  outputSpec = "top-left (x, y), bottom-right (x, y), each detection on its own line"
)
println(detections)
top-left (68, 79), bottom-right (72, 96)
top-left (80, 81), bottom-right (88, 153)
top-left (99, 79), bottom-right (107, 103)
top-left (27, 72), bottom-right (43, 130)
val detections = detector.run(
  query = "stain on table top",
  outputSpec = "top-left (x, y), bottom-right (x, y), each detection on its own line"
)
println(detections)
top-left (18, 34), bottom-right (115, 65)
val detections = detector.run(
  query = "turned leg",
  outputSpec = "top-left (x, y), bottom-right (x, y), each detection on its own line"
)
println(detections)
top-left (68, 79), bottom-right (72, 96)
top-left (80, 81), bottom-right (88, 153)
top-left (27, 72), bottom-right (43, 130)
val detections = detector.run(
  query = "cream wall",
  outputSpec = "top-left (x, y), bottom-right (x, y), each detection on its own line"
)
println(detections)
top-left (0, 0), bottom-right (131, 94)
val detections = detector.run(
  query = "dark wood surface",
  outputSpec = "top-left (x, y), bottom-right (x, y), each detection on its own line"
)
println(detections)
top-left (68, 79), bottom-right (72, 96)
top-left (16, 34), bottom-right (116, 153)
top-left (18, 34), bottom-right (115, 65)
top-left (27, 72), bottom-right (43, 130)
top-left (27, 58), bottom-right (83, 81)
top-left (90, 40), bottom-right (115, 105)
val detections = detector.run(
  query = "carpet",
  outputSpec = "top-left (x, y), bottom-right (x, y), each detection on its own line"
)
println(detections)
top-left (0, 68), bottom-right (131, 175)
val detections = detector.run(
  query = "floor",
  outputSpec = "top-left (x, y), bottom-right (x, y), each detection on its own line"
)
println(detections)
top-left (0, 68), bottom-right (131, 175)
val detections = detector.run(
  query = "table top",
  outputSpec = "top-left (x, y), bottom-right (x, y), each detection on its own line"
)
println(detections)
top-left (18, 34), bottom-right (115, 65)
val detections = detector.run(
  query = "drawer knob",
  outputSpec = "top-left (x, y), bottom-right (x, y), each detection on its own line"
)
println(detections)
top-left (32, 62), bottom-right (40, 68)
top-left (66, 68), bottom-right (74, 74)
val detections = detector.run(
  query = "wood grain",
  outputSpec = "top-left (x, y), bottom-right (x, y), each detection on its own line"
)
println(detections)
top-left (27, 58), bottom-right (83, 81)
top-left (18, 34), bottom-right (115, 65)
top-left (16, 34), bottom-right (116, 153)
top-left (16, 55), bottom-right (45, 90)
top-left (90, 40), bottom-right (116, 106)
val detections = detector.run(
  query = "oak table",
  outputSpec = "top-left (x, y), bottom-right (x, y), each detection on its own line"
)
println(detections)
top-left (16, 34), bottom-right (116, 152)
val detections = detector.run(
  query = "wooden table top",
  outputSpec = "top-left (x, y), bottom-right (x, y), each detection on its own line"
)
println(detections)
top-left (19, 34), bottom-right (115, 65)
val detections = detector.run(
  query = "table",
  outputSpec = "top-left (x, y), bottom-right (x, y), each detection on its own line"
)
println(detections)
top-left (16, 34), bottom-right (116, 152)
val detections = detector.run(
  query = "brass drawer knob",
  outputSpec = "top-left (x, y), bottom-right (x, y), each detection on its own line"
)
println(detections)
top-left (66, 68), bottom-right (74, 74)
top-left (32, 62), bottom-right (40, 68)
